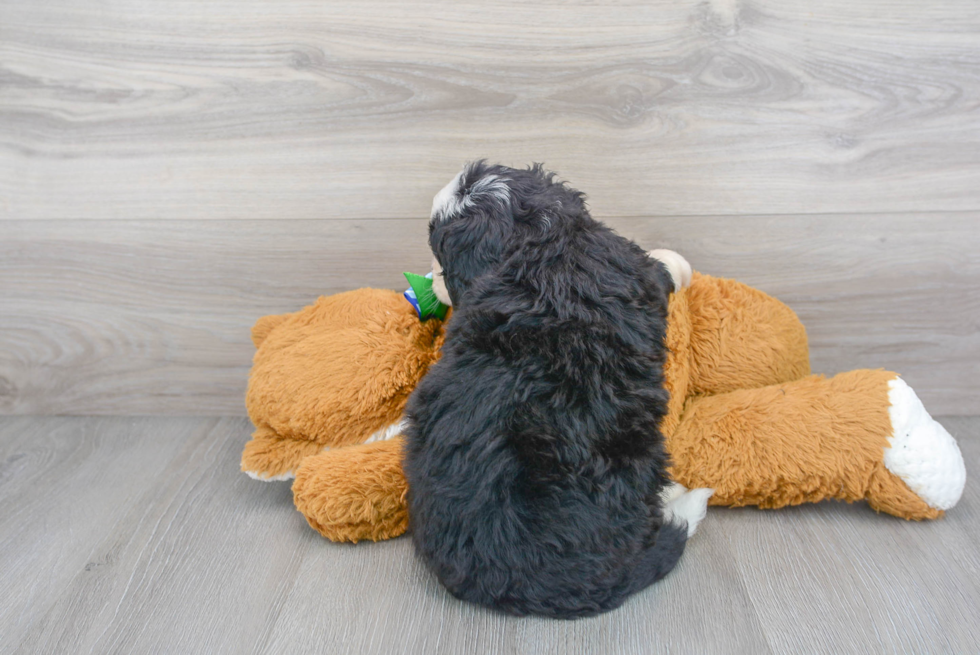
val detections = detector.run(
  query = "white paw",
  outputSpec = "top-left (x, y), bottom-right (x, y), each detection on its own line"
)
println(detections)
top-left (647, 249), bottom-right (692, 291)
top-left (885, 378), bottom-right (966, 510)
top-left (660, 481), bottom-right (688, 505)
top-left (243, 469), bottom-right (295, 482)
top-left (662, 483), bottom-right (714, 538)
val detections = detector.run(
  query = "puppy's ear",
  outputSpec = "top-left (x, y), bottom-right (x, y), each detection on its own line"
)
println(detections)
top-left (429, 162), bottom-right (515, 303)
top-left (509, 163), bottom-right (587, 228)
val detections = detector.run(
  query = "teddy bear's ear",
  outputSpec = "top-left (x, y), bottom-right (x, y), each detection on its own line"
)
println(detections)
top-left (251, 313), bottom-right (292, 348)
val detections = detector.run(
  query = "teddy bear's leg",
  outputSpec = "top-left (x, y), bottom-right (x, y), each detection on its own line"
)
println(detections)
top-left (292, 436), bottom-right (409, 542)
top-left (685, 273), bottom-right (812, 395)
top-left (667, 369), bottom-right (965, 520)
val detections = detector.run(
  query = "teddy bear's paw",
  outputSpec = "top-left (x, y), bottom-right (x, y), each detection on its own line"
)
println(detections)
top-left (647, 249), bottom-right (692, 291)
top-left (661, 483), bottom-right (714, 538)
top-left (293, 437), bottom-right (409, 543)
top-left (241, 425), bottom-right (328, 482)
top-left (363, 418), bottom-right (409, 444)
top-left (885, 378), bottom-right (966, 511)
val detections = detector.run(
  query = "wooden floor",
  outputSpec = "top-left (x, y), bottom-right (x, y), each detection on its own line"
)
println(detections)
top-left (2, 415), bottom-right (978, 654)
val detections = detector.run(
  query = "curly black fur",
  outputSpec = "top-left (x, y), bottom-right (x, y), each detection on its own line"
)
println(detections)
top-left (403, 161), bottom-right (686, 618)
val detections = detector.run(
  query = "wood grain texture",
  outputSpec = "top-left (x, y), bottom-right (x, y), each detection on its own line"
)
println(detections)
top-left (18, 421), bottom-right (317, 654)
top-left (2, 215), bottom-right (977, 416)
top-left (0, 417), bottom-right (218, 649)
top-left (720, 415), bottom-right (980, 654)
top-left (2, 416), bottom-right (977, 653)
top-left (1, 0), bottom-right (979, 219)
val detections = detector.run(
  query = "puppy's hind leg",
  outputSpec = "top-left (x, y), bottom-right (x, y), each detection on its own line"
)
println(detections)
top-left (661, 483), bottom-right (714, 537)
top-left (628, 485), bottom-right (713, 595)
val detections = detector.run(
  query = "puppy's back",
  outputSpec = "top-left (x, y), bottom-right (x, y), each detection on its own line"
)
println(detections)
top-left (406, 163), bottom-right (700, 618)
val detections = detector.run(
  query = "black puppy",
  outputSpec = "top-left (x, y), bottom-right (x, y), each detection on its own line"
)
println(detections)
top-left (403, 162), bottom-right (711, 618)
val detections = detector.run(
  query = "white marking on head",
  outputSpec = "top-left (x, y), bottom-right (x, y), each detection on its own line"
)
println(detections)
top-left (430, 168), bottom-right (511, 223)
top-left (470, 174), bottom-right (511, 207)
top-left (431, 171), bottom-right (465, 223)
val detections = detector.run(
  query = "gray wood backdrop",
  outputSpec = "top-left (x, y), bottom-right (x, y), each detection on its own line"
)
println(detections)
top-left (1, 4), bottom-right (979, 652)
top-left (1, 0), bottom-right (978, 415)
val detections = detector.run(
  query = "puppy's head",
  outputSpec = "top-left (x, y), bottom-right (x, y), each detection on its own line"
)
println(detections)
top-left (428, 161), bottom-right (586, 307)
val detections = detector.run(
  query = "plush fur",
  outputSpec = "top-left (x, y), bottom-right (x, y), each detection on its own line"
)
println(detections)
top-left (247, 275), bottom-right (964, 543)
top-left (241, 289), bottom-right (446, 480)
top-left (402, 162), bottom-right (691, 618)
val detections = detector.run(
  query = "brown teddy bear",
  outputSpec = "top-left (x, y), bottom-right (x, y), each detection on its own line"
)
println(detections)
top-left (241, 270), bottom-right (965, 542)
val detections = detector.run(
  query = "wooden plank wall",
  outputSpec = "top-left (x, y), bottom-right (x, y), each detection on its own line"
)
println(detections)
top-left (1, 0), bottom-right (978, 415)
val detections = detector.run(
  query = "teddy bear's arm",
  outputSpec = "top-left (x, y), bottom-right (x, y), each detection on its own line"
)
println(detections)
top-left (647, 249), bottom-right (692, 292)
top-left (242, 288), bottom-right (446, 482)
top-left (251, 312), bottom-right (294, 348)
